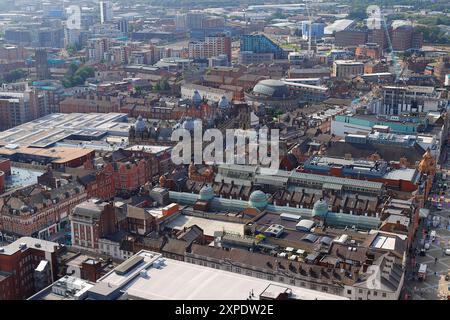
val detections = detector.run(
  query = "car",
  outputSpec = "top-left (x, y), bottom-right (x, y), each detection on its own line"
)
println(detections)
top-left (437, 203), bottom-right (443, 210)
top-left (445, 248), bottom-right (450, 256)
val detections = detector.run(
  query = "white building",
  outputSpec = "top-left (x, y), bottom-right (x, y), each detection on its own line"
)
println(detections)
top-left (99, 1), bottom-right (113, 24)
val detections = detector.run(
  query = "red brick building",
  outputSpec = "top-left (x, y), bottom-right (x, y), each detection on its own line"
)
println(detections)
top-left (0, 237), bottom-right (62, 299)
top-left (59, 95), bottom-right (121, 114)
top-left (70, 200), bottom-right (118, 252)
top-left (0, 182), bottom-right (88, 238)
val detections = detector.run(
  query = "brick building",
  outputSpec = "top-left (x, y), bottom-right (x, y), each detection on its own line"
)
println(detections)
top-left (0, 237), bottom-right (62, 300)
top-left (70, 199), bottom-right (118, 252)
top-left (59, 94), bottom-right (121, 114)
top-left (0, 182), bottom-right (87, 238)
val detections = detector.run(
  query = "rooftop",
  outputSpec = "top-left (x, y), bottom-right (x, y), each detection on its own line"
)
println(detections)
top-left (94, 250), bottom-right (347, 300)
top-left (0, 237), bottom-right (61, 256)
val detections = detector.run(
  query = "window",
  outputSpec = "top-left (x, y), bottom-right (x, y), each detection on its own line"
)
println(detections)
top-left (322, 286), bottom-right (328, 292)
top-left (347, 289), bottom-right (352, 295)
top-left (290, 279), bottom-right (295, 285)
top-left (373, 291), bottom-right (377, 296)
top-left (358, 289), bottom-right (363, 294)
top-left (382, 293), bottom-right (387, 298)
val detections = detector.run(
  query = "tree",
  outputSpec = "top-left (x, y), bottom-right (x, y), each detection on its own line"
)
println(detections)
top-left (2, 69), bottom-right (27, 83)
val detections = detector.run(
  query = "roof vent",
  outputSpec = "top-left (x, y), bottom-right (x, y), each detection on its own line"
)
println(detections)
top-left (35, 243), bottom-right (41, 248)
top-left (19, 243), bottom-right (27, 250)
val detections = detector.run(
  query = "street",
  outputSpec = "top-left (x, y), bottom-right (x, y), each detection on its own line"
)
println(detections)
top-left (402, 148), bottom-right (450, 300)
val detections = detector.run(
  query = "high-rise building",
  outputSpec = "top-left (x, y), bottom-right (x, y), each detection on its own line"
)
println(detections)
top-left (188, 34), bottom-right (231, 61)
top-left (335, 30), bottom-right (368, 47)
top-left (35, 49), bottom-right (50, 80)
top-left (117, 18), bottom-right (129, 34)
top-left (87, 38), bottom-right (110, 62)
top-left (301, 22), bottom-right (325, 41)
top-left (186, 12), bottom-right (204, 29)
top-left (99, 1), bottom-right (113, 24)
top-left (391, 25), bottom-right (423, 51)
top-left (240, 34), bottom-right (287, 60)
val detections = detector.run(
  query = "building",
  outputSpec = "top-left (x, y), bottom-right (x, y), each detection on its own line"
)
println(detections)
top-left (35, 49), bottom-right (50, 80)
top-left (238, 51), bottom-right (274, 65)
top-left (188, 34), bottom-right (231, 61)
top-left (0, 181), bottom-right (87, 238)
top-left (99, 1), bottom-right (113, 24)
top-left (0, 112), bottom-right (130, 149)
top-left (59, 95), bottom-right (121, 114)
top-left (283, 81), bottom-right (330, 104)
top-left (332, 60), bottom-right (364, 79)
top-left (87, 38), bottom-right (110, 62)
top-left (117, 19), bottom-right (129, 34)
top-left (335, 30), bottom-right (367, 47)
top-left (324, 19), bottom-right (355, 35)
top-left (181, 83), bottom-right (234, 103)
top-left (391, 24), bottom-right (423, 51)
top-left (38, 250), bottom-right (347, 300)
top-left (0, 237), bottom-right (62, 299)
top-left (240, 34), bottom-right (287, 60)
top-left (244, 79), bottom-right (302, 110)
top-left (301, 22), bottom-right (325, 41)
top-left (302, 155), bottom-right (420, 193)
top-left (380, 86), bottom-right (444, 115)
top-left (70, 199), bottom-right (118, 253)
top-left (186, 12), bottom-right (204, 30)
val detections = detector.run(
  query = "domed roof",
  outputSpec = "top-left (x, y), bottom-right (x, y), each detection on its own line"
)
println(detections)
top-left (312, 198), bottom-right (328, 217)
top-left (199, 185), bottom-right (214, 201)
top-left (192, 90), bottom-right (202, 106)
top-left (248, 190), bottom-right (268, 209)
top-left (253, 79), bottom-right (290, 98)
top-left (218, 96), bottom-right (230, 108)
top-left (135, 115), bottom-right (147, 132)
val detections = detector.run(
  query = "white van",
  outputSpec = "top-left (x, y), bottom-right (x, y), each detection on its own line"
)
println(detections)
top-left (418, 264), bottom-right (427, 280)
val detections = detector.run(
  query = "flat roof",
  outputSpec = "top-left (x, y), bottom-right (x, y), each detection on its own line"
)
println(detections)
top-left (0, 113), bottom-right (130, 148)
top-left (0, 146), bottom-right (94, 164)
top-left (0, 237), bottom-right (60, 256)
top-left (165, 215), bottom-right (245, 237)
top-left (97, 251), bottom-right (347, 300)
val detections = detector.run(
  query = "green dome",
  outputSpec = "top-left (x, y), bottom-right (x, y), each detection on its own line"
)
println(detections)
top-left (249, 190), bottom-right (268, 209)
top-left (199, 185), bottom-right (214, 201)
top-left (312, 199), bottom-right (328, 217)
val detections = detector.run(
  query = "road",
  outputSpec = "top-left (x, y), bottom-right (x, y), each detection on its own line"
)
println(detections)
top-left (402, 147), bottom-right (450, 300)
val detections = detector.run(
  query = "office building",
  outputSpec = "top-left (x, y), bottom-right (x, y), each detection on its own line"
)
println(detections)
top-left (35, 49), bottom-right (50, 80)
top-left (332, 60), bottom-right (364, 79)
top-left (335, 30), bottom-right (368, 47)
top-left (240, 34), bottom-right (287, 60)
top-left (301, 22), bottom-right (325, 41)
top-left (100, 1), bottom-right (113, 24)
top-left (188, 34), bottom-right (231, 61)
top-left (380, 86), bottom-right (444, 115)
